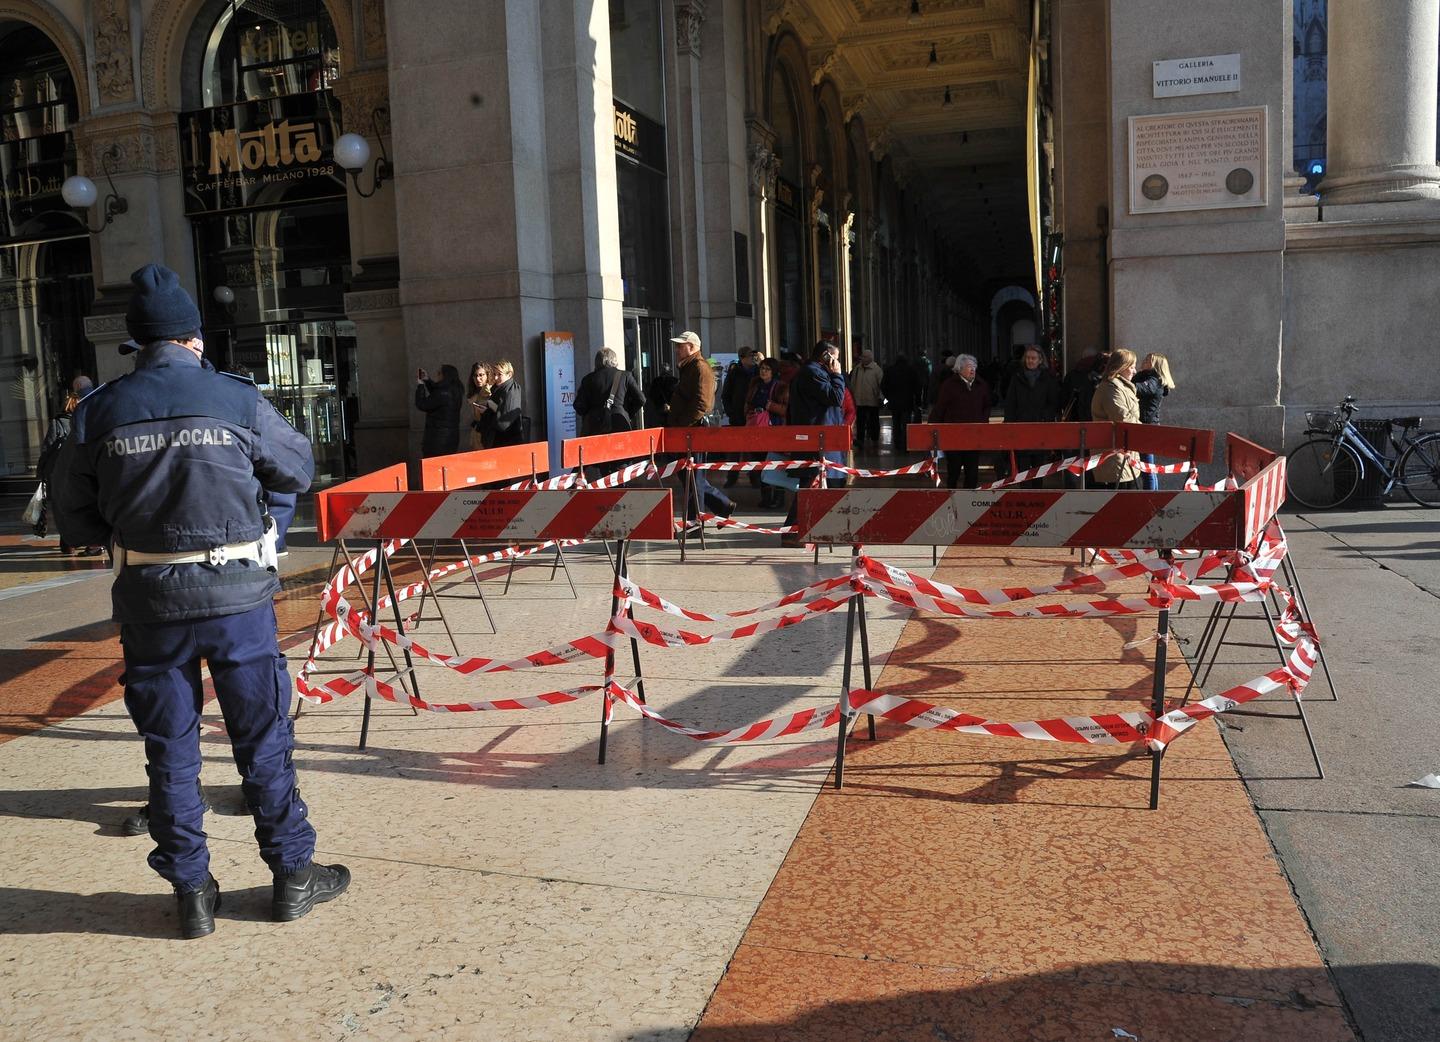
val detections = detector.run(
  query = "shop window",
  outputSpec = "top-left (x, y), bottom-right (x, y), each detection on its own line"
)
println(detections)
top-left (201, 0), bottom-right (340, 108)
top-left (0, 26), bottom-right (74, 142)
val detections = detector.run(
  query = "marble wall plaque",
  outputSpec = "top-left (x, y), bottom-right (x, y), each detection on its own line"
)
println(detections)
top-left (1128, 106), bottom-right (1267, 214)
top-left (1153, 53), bottom-right (1241, 98)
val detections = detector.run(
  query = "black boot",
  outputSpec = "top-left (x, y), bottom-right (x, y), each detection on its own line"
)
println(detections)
top-left (272, 862), bottom-right (351, 922)
top-left (175, 875), bottom-right (221, 940)
top-left (123, 779), bottom-right (211, 837)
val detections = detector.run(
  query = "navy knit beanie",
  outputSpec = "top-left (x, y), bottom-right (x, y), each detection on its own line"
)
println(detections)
top-left (125, 264), bottom-right (202, 344)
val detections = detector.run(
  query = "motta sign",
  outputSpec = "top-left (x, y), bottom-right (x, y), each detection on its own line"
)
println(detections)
top-left (180, 91), bottom-right (345, 214)
top-left (611, 99), bottom-right (667, 173)
top-left (1153, 53), bottom-right (1242, 98)
top-left (206, 120), bottom-right (324, 175)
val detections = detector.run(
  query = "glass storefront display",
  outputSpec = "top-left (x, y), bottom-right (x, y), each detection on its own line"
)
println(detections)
top-left (191, 199), bottom-right (354, 483)
top-left (0, 23), bottom-right (90, 474)
top-left (610, 0), bottom-right (670, 399)
top-left (183, 0), bottom-right (354, 480)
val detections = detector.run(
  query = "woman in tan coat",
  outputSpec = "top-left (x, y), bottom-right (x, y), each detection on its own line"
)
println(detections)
top-left (1090, 348), bottom-right (1141, 488)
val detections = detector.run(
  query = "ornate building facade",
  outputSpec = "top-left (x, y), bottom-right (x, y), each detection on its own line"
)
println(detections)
top-left (0, 0), bottom-right (1434, 475)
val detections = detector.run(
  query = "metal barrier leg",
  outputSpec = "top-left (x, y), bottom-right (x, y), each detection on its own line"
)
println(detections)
top-left (1295, 691), bottom-right (1325, 779)
top-left (456, 539), bottom-right (497, 633)
top-left (294, 542), bottom-right (342, 720)
top-left (1197, 601), bottom-right (1239, 688)
top-left (852, 546), bottom-right (876, 741)
top-left (1281, 554), bottom-right (1338, 701)
top-left (1149, 607), bottom-right (1171, 810)
top-left (380, 550), bottom-right (422, 718)
top-left (503, 550), bottom-right (519, 595)
top-left (340, 541), bottom-right (410, 693)
top-left (833, 594), bottom-right (858, 789)
top-left (553, 544), bottom-right (579, 598)
top-left (409, 541), bottom-right (461, 655)
top-left (359, 539), bottom-right (384, 750)
top-left (1182, 600), bottom-right (1225, 702)
top-left (599, 539), bottom-right (628, 765)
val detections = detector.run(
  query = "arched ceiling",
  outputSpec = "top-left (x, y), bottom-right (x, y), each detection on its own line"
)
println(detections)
top-left (774, 0), bottom-right (1034, 288)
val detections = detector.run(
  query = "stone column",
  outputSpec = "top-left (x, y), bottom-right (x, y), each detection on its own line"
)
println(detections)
top-left (1322, 0), bottom-right (1440, 214)
top-left (385, 0), bottom-right (620, 463)
top-left (1282, 0), bottom-right (1318, 222)
top-left (670, 0), bottom-right (709, 335)
top-left (746, 121), bottom-right (777, 356)
top-left (74, 113), bottom-right (194, 386)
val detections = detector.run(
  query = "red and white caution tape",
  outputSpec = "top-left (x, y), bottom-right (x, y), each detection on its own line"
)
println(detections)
top-left (619, 573), bottom-right (856, 620)
top-left (606, 681), bottom-right (840, 744)
top-left (845, 630), bottom-right (1317, 753)
top-left (304, 669), bottom-right (601, 713)
top-left (978, 451), bottom-right (1196, 491)
top-left (694, 512), bottom-right (799, 535)
top-left (825, 458), bottom-right (939, 482)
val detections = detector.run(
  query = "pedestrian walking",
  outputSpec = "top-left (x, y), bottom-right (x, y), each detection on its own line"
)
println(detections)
top-left (466, 362), bottom-right (495, 449)
top-left (847, 349), bottom-right (884, 451)
top-left (50, 263), bottom-right (348, 939)
top-left (1090, 348), bottom-right (1141, 489)
top-left (1133, 352), bottom-right (1176, 490)
top-left (415, 363), bottom-right (464, 456)
top-left (36, 376), bottom-right (103, 555)
top-left (484, 360), bottom-right (525, 446)
top-left (928, 353), bottom-right (992, 489)
top-left (880, 355), bottom-right (916, 452)
top-left (667, 330), bottom-right (735, 519)
top-left (779, 341), bottom-right (846, 541)
top-left (1003, 344), bottom-right (1062, 482)
top-left (574, 347), bottom-right (644, 435)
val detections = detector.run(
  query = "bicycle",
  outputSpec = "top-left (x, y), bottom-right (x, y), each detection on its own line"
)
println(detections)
top-left (1286, 396), bottom-right (1440, 509)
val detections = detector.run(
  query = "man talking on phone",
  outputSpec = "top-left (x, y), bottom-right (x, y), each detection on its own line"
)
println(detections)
top-left (778, 340), bottom-right (847, 543)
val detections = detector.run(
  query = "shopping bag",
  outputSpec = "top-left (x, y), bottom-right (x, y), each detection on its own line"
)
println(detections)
top-left (22, 482), bottom-right (44, 526)
top-left (759, 453), bottom-right (801, 492)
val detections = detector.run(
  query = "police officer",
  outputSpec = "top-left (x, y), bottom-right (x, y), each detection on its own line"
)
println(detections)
top-left (52, 264), bottom-right (349, 940)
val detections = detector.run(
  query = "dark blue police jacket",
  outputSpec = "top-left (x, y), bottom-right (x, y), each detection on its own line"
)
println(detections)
top-left (52, 342), bottom-right (315, 623)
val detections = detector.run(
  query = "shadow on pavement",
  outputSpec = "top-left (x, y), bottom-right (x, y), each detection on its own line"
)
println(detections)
top-left (0, 883), bottom-right (275, 939)
top-left (689, 960), bottom-right (1397, 1042)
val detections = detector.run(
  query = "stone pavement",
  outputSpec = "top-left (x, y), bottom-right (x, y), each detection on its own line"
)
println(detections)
top-left (1171, 503), bottom-right (1440, 1042)
top-left (0, 477), bottom-right (1430, 1041)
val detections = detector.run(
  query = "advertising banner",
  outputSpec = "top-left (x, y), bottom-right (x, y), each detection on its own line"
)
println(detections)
top-left (544, 331), bottom-right (578, 474)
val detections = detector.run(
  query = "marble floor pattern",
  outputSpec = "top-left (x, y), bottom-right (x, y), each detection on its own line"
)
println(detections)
top-left (0, 535), bottom-right (928, 1042)
top-left (692, 546), bottom-right (1352, 1042)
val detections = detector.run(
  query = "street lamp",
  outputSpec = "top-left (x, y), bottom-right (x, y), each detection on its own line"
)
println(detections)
top-left (61, 144), bottom-right (128, 233)
top-left (334, 106), bottom-right (392, 198)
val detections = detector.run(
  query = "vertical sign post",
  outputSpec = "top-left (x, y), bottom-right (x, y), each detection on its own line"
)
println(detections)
top-left (543, 331), bottom-right (577, 474)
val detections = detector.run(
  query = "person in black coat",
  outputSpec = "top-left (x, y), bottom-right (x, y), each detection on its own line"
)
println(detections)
top-left (780, 342), bottom-right (847, 540)
top-left (645, 366), bottom-right (678, 427)
top-left (574, 347), bottom-right (645, 435)
top-left (1003, 345), bottom-right (1062, 481)
top-left (414, 363), bottom-right (464, 457)
top-left (484, 360), bottom-right (525, 446)
top-left (1132, 352), bottom-right (1175, 490)
top-left (881, 355), bottom-right (917, 453)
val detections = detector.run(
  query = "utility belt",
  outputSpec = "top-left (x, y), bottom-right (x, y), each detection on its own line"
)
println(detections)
top-left (114, 515), bottom-right (279, 573)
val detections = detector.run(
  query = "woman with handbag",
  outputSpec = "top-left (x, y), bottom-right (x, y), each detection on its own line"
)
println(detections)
top-left (745, 357), bottom-right (785, 507)
top-left (466, 362), bottom-right (495, 449)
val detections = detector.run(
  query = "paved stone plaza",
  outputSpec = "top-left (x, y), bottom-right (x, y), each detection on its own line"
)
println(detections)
top-left (2, 472), bottom-right (1435, 1041)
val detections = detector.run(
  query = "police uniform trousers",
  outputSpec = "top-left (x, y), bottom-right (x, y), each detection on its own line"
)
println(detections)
top-left (120, 602), bottom-right (315, 889)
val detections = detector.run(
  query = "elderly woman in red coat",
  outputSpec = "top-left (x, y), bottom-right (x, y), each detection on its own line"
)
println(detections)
top-left (928, 353), bottom-right (991, 489)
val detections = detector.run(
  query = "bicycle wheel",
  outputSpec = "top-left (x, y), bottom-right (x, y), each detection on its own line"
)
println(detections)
top-left (1399, 433), bottom-right (1440, 507)
top-left (1286, 438), bottom-right (1361, 509)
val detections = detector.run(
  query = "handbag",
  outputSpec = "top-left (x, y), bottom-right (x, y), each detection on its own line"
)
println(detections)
top-left (745, 409), bottom-right (770, 427)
